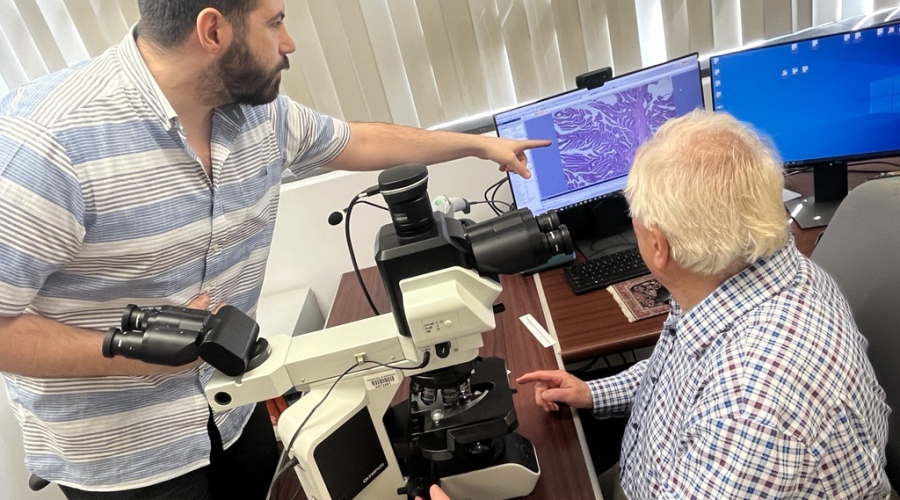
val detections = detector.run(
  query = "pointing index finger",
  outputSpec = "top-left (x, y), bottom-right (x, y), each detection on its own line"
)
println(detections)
top-left (516, 370), bottom-right (565, 385)
top-left (520, 139), bottom-right (552, 150)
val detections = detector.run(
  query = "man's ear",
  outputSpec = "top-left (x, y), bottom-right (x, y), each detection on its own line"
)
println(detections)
top-left (649, 225), bottom-right (670, 270)
top-left (196, 8), bottom-right (233, 55)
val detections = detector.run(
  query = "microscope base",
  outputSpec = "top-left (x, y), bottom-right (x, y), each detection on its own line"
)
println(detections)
top-left (440, 462), bottom-right (540, 500)
top-left (437, 432), bottom-right (540, 500)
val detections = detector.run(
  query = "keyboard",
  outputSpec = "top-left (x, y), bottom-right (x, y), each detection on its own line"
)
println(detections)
top-left (564, 247), bottom-right (650, 295)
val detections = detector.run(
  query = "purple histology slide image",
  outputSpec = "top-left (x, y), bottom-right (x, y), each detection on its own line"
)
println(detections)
top-left (552, 78), bottom-right (675, 190)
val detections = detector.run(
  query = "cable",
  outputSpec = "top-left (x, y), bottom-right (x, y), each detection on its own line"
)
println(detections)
top-left (483, 178), bottom-right (506, 215)
top-left (570, 357), bottom-right (602, 374)
top-left (489, 177), bottom-right (509, 213)
top-left (783, 167), bottom-right (813, 177)
top-left (471, 200), bottom-right (511, 209)
top-left (849, 160), bottom-right (900, 169)
top-left (344, 192), bottom-right (380, 316)
top-left (269, 351), bottom-right (433, 498)
top-left (848, 169), bottom-right (897, 173)
top-left (267, 454), bottom-right (299, 500)
top-left (356, 200), bottom-right (389, 211)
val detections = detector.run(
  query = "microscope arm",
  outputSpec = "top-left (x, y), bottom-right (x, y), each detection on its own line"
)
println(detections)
top-left (205, 266), bottom-right (501, 412)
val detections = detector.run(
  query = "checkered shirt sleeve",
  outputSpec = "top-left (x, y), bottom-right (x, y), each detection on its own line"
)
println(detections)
top-left (588, 360), bottom-right (648, 418)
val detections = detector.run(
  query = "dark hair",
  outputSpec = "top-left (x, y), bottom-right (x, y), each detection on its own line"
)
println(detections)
top-left (136, 0), bottom-right (257, 48)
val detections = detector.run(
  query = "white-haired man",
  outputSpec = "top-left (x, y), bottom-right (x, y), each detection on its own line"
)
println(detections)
top-left (517, 110), bottom-right (891, 499)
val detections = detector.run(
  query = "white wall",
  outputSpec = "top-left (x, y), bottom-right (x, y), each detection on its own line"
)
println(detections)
top-left (260, 152), bottom-right (514, 320)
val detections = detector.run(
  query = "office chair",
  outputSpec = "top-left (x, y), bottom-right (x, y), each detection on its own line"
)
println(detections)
top-left (811, 177), bottom-right (900, 490)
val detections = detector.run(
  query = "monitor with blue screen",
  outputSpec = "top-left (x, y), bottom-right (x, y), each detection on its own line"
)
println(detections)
top-left (494, 54), bottom-right (703, 239)
top-left (712, 21), bottom-right (900, 227)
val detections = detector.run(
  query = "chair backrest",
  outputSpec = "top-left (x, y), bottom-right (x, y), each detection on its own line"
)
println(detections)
top-left (811, 177), bottom-right (900, 486)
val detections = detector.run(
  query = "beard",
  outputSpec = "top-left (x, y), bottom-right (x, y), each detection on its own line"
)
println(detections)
top-left (211, 36), bottom-right (290, 106)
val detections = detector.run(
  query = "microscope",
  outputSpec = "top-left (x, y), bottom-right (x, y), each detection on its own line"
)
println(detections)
top-left (103, 164), bottom-right (572, 500)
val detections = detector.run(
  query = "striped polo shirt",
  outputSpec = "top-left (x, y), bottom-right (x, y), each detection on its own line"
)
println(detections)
top-left (0, 30), bottom-right (349, 490)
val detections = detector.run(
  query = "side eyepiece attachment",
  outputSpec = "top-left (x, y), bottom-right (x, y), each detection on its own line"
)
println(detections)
top-left (103, 304), bottom-right (268, 377)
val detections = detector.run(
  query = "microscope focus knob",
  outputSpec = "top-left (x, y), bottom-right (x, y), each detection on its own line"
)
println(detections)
top-left (400, 476), bottom-right (439, 500)
top-left (435, 342), bottom-right (451, 359)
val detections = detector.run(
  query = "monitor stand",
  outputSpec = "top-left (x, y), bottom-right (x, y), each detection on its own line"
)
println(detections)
top-left (784, 161), bottom-right (848, 229)
top-left (575, 226), bottom-right (638, 261)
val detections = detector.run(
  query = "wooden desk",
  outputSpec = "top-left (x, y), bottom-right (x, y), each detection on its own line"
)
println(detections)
top-left (320, 267), bottom-right (600, 499)
top-left (539, 169), bottom-right (881, 365)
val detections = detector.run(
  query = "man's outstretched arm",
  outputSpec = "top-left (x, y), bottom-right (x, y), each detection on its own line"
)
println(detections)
top-left (327, 122), bottom-right (550, 178)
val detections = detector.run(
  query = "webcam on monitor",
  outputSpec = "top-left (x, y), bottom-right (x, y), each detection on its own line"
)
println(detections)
top-left (575, 67), bottom-right (613, 90)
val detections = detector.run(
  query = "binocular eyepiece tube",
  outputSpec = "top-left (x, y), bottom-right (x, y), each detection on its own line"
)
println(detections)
top-left (376, 163), bottom-right (575, 276)
top-left (465, 209), bottom-right (573, 275)
top-left (103, 304), bottom-right (268, 377)
top-left (103, 305), bottom-right (213, 367)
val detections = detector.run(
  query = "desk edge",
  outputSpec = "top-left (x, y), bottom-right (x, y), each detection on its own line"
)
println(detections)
top-left (534, 274), bottom-right (603, 500)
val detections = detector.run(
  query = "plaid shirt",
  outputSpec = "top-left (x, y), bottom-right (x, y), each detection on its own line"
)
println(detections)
top-left (588, 241), bottom-right (891, 499)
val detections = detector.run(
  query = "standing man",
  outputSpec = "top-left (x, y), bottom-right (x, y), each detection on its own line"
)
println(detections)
top-left (0, 1), bottom-right (548, 498)
top-left (517, 111), bottom-right (891, 499)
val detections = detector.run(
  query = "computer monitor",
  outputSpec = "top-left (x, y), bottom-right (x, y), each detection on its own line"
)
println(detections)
top-left (494, 54), bottom-right (704, 239)
top-left (712, 21), bottom-right (900, 228)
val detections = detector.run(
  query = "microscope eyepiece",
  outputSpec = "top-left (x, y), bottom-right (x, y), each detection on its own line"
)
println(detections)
top-left (534, 211), bottom-right (561, 232)
top-left (121, 304), bottom-right (144, 331)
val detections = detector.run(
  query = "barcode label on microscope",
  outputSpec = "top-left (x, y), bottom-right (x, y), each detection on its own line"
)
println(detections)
top-left (364, 373), bottom-right (400, 390)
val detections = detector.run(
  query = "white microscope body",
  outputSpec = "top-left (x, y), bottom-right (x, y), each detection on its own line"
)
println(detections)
top-left (105, 164), bottom-right (572, 500)
top-left (205, 266), bottom-right (539, 500)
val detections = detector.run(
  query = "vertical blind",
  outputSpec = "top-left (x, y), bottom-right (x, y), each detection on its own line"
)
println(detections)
top-left (1, 0), bottom-right (899, 129)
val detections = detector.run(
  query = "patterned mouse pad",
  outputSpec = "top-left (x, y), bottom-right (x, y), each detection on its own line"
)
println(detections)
top-left (607, 275), bottom-right (670, 322)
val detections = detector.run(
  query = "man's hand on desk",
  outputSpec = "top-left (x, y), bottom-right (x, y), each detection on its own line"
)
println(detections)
top-left (516, 370), bottom-right (592, 413)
